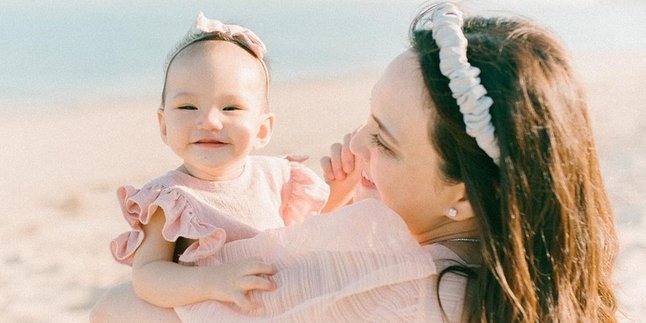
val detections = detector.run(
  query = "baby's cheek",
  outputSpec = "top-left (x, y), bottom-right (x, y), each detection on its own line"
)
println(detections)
top-left (230, 123), bottom-right (258, 150)
top-left (239, 125), bottom-right (257, 142)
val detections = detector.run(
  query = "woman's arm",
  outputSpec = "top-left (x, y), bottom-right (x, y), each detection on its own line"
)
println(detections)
top-left (90, 281), bottom-right (181, 323)
top-left (131, 208), bottom-right (276, 309)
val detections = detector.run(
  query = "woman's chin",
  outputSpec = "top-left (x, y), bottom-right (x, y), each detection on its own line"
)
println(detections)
top-left (354, 184), bottom-right (381, 202)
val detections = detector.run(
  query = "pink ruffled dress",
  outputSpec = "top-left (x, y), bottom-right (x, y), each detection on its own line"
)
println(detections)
top-left (173, 199), bottom-right (469, 322)
top-left (111, 155), bottom-right (330, 266)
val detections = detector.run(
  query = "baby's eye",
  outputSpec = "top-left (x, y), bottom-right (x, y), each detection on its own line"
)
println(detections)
top-left (222, 106), bottom-right (241, 111)
top-left (177, 105), bottom-right (197, 110)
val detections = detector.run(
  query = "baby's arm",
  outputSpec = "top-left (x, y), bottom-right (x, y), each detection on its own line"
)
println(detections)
top-left (131, 208), bottom-right (276, 309)
top-left (320, 132), bottom-right (362, 213)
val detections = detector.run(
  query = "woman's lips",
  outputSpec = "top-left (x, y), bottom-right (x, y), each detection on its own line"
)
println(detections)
top-left (360, 169), bottom-right (376, 189)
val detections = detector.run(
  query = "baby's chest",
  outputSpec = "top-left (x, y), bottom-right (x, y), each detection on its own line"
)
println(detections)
top-left (191, 191), bottom-right (284, 233)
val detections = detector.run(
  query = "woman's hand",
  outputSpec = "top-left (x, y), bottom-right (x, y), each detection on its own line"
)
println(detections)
top-left (206, 257), bottom-right (276, 311)
top-left (320, 132), bottom-right (362, 212)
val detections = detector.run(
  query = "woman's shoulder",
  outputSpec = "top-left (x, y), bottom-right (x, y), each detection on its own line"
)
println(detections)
top-left (424, 243), bottom-right (471, 269)
top-left (423, 243), bottom-right (473, 321)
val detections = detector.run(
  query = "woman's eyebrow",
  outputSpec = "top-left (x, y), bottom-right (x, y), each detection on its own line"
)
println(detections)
top-left (371, 115), bottom-right (399, 145)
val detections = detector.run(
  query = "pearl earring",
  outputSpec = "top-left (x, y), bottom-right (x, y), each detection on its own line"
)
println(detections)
top-left (447, 208), bottom-right (458, 218)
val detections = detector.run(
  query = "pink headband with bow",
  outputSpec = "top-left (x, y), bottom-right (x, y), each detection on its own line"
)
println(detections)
top-left (163, 12), bottom-right (268, 74)
top-left (192, 12), bottom-right (267, 59)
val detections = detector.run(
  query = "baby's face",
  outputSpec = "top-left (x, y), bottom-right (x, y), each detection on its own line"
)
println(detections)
top-left (159, 41), bottom-right (272, 180)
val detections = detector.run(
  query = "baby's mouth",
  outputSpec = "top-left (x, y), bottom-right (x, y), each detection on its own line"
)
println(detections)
top-left (193, 139), bottom-right (227, 147)
top-left (196, 139), bottom-right (223, 143)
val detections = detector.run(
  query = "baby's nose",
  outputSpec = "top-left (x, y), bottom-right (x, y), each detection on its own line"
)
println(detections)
top-left (199, 109), bottom-right (224, 130)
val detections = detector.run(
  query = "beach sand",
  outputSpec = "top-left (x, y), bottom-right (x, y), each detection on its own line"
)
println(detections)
top-left (0, 52), bottom-right (644, 322)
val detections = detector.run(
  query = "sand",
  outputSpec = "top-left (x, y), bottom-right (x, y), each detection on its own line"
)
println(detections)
top-left (0, 52), bottom-right (644, 322)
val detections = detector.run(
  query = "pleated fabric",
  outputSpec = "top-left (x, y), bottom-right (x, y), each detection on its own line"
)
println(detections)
top-left (175, 199), bottom-right (468, 322)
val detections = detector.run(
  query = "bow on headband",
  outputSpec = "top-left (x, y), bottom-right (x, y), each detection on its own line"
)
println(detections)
top-left (192, 12), bottom-right (267, 59)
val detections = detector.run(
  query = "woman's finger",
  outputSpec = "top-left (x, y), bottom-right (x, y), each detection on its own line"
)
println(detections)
top-left (341, 133), bottom-right (354, 174)
top-left (329, 143), bottom-right (346, 180)
top-left (320, 156), bottom-right (335, 180)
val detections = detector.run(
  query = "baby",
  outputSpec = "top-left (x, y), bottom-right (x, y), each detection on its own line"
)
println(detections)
top-left (110, 12), bottom-right (329, 311)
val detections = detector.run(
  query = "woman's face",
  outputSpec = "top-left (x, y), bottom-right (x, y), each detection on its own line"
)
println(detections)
top-left (350, 50), bottom-right (459, 238)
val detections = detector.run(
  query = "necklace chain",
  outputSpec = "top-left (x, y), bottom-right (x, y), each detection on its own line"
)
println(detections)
top-left (444, 238), bottom-right (480, 243)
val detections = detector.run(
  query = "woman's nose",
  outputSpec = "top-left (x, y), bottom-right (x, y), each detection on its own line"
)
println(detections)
top-left (198, 108), bottom-right (223, 130)
top-left (349, 125), bottom-right (368, 161)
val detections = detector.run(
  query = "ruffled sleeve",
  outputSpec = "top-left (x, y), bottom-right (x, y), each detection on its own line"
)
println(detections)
top-left (279, 161), bottom-right (330, 225)
top-left (109, 184), bottom-right (226, 266)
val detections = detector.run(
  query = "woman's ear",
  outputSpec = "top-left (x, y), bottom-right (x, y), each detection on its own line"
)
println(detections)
top-left (445, 183), bottom-right (475, 221)
top-left (254, 112), bottom-right (275, 149)
top-left (157, 110), bottom-right (168, 144)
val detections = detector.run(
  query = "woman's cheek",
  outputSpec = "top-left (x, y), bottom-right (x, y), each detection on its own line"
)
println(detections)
top-left (370, 158), bottom-right (391, 199)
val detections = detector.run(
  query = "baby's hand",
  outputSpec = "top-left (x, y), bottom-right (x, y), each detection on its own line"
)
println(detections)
top-left (208, 257), bottom-right (276, 311)
top-left (320, 132), bottom-right (362, 212)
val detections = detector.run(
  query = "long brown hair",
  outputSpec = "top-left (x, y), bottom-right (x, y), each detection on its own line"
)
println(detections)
top-left (411, 5), bottom-right (618, 322)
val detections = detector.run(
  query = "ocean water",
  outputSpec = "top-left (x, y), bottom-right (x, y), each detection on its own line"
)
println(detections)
top-left (1, 0), bottom-right (644, 109)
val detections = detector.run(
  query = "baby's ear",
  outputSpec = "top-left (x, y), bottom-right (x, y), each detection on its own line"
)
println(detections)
top-left (157, 110), bottom-right (168, 144)
top-left (254, 112), bottom-right (275, 149)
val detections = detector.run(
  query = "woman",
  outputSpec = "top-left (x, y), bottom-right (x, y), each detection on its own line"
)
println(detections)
top-left (92, 2), bottom-right (618, 321)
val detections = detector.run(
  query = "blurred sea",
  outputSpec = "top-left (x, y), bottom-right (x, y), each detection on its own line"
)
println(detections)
top-left (1, 0), bottom-right (645, 110)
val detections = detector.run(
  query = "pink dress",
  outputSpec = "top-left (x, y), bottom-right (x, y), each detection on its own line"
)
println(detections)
top-left (174, 199), bottom-right (469, 322)
top-left (111, 155), bottom-right (330, 266)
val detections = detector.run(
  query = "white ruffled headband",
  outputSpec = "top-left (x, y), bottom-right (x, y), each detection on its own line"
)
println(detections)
top-left (427, 2), bottom-right (501, 165)
top-left (163, 12), bottom-right (268, 76)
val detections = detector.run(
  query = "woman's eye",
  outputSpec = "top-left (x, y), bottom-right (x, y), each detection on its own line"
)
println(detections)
top-left (370, 134), bottom-right (392, 154)
top-left (177, 105), bottom-right (197, 110)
